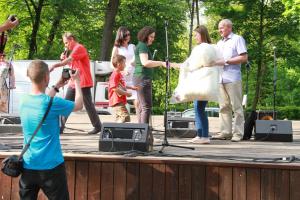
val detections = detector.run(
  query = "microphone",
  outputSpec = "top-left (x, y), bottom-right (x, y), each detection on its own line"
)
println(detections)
top-left (245, 61), bottom-right (250, 70)
top-left (63, 47), bottom-right (68, 56)
top-left (60, 48), bottom-right (68, 61)
top-left (153, 49), bottom-right (157, 59)
top-left (164, 20), bottom-right (168, 27)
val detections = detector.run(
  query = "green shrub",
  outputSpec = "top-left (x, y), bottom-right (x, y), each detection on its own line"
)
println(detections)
top-left (245, 106), bottom-right (300, 120)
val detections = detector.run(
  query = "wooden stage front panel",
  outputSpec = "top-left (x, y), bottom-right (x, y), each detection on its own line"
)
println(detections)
top-left (1, 154), bottom-right (300, 200)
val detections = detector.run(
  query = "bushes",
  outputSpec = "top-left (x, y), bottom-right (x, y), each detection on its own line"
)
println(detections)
top-left (276, 106), bottom-right (300, 120)
top-left (246, 106), bottom-right (300, 120)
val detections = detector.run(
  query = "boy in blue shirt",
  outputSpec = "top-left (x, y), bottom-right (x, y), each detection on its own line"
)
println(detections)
top-left (19, 60), bottom-right (83, 199)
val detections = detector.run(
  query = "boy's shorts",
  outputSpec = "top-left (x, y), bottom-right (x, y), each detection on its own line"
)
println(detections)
top-left (112, 103), bottom-right (130, 123)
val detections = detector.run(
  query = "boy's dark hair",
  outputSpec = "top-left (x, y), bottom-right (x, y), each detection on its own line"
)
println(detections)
top-left (112, 54), bottom-right (126, 68)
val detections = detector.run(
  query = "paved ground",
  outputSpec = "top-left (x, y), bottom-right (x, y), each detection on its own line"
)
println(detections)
top-left (1, 111), bottom-right (300, 163)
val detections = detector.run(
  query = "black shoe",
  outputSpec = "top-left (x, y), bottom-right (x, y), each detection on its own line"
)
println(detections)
top-left (88, 127), bottom-right (101, 135)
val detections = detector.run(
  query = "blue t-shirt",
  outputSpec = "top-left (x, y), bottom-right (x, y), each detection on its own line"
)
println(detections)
top-left (19, 94), bottom-right (74, 170)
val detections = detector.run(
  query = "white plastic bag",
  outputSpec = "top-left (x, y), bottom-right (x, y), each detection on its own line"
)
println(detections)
top-left (170, 43), bottom-right (222, 103)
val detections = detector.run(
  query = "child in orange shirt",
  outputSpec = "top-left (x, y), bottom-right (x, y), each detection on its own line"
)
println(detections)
top-left (109, 55), bottom-right (137, 122)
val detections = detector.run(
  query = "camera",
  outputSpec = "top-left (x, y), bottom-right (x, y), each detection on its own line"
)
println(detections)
top-left (8, 15), bottom-right (16, 22)
top-left (62, 68), bottom-right (76, 79)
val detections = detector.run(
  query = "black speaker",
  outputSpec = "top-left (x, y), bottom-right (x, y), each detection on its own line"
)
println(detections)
top-left (255, 120), bottom-right (293, 142)
top-left (167, 111), bottom-right (182, 118)
top-left (167, 117), bottom-right (196, 138)
top-left (99, 123), bottom-right (152, 152)
top-left (257, 110), bottom-right (277, 120)
top-left (0, 115), bottom-right (21, 124)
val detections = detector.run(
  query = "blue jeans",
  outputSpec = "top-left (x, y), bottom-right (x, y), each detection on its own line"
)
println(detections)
top-left (194, 100), bottom-right (208, 138)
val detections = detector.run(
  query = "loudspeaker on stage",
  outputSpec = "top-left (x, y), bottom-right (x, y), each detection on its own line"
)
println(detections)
top-left (257, 110), bottom-right (277, 120)
top-left (99, 122), bottom-right (152, 152)
top-left (167, 117), bottom-right (196, 138)
top-left (255, 120), bottom-right (293, 142)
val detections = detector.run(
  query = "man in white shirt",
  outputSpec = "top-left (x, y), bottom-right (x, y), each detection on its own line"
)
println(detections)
top-left (212, 19), bottom-right (248, 142)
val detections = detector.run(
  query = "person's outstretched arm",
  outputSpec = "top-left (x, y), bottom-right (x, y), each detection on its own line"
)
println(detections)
top-left (140, 53), bottom-right (166, 68)
top-left (0, 18), bottom-right (19, 32)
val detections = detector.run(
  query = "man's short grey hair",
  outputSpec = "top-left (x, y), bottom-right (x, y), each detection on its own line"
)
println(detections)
top-left (219, 19), bottom-right (233, 27)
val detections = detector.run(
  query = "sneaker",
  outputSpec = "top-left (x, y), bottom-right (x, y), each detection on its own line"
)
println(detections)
top-left (88, 127), bottom-right (101, 135)
top-left (187, 136), bottom-right (201, 143)
top-left (231, 135), bottom-right (242, 142)
top-left (192, 137), bottom-right (210, 144)
top-left (211, 133), bottom-right (232, 140)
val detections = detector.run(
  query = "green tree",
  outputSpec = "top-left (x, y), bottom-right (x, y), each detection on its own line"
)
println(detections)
top-left (24, 0), bottom-right (45, 59)
top-left (282, 0), bottom-right (300, 18)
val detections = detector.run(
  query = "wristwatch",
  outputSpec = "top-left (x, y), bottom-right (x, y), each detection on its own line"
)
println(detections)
top-left (52, 85), bottom-right (59, 92)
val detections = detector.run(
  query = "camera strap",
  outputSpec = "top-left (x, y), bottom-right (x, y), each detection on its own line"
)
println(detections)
top-left (18, 97), bottom-right (54, 160)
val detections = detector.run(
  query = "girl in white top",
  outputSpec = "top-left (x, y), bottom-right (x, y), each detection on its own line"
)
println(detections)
top-left (111, 26), bottom-right (139, 113)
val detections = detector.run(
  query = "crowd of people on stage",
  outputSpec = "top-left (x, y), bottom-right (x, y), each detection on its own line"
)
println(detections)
top-left (108, 20), bottom-right (247, 144)
top-left (0, 15), bottom-right (247, 198)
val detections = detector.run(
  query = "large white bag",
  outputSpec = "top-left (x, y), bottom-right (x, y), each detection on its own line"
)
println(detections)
top-left (170, 43), bottom-right (222, 103)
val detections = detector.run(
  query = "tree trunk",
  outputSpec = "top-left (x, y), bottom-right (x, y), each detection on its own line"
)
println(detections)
top-left (251, 0), bottom-right (266, 111)
top-left (42, 1), bottom-right (64, 58)
top-left (195, 0), bottom-right (200, 26)
top-left (28, 0), bottom-right (45, 59)
top-left (188, 0), bottom-right (195, 56)
top-left (99, 0), bottom-right (120, 61)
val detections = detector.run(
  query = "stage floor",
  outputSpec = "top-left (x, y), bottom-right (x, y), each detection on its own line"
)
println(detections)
top-left (1, 112), bottom-right (300, 164)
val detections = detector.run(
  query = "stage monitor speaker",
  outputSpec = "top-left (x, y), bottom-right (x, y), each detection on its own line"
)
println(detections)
top-left (257, 110), bottom-right (277, 120)
top-left (255, 120), bottom-right (293, 142)
top-left (167, 111), bottom-right (182, 118)
top-left (167, 117), bottom-right (196, 138)
top-left (0, 115), bottom-right (21, 124)
top-left (99, 122), bottom-right (152, 152)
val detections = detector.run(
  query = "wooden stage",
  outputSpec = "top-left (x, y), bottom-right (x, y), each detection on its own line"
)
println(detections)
top-left (1, 112), bottom-right (300, 200)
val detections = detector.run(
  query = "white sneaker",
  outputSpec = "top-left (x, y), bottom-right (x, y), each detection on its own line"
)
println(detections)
top-left (192, 137), bottom-right (210, 144)
top-left (187, 136), bottom-right (200, 143)
top-left (211, 133), bottom-right (232, 140)
top-left (231, 135), bottom-right (242, 142)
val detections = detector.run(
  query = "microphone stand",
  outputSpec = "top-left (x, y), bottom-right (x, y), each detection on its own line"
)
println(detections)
top-left (158, 21), bottom-right (194, 153)
top-left (243, 61), bottom-right (250, 108)
top-left (273, 47), bottom-right (277, 120)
